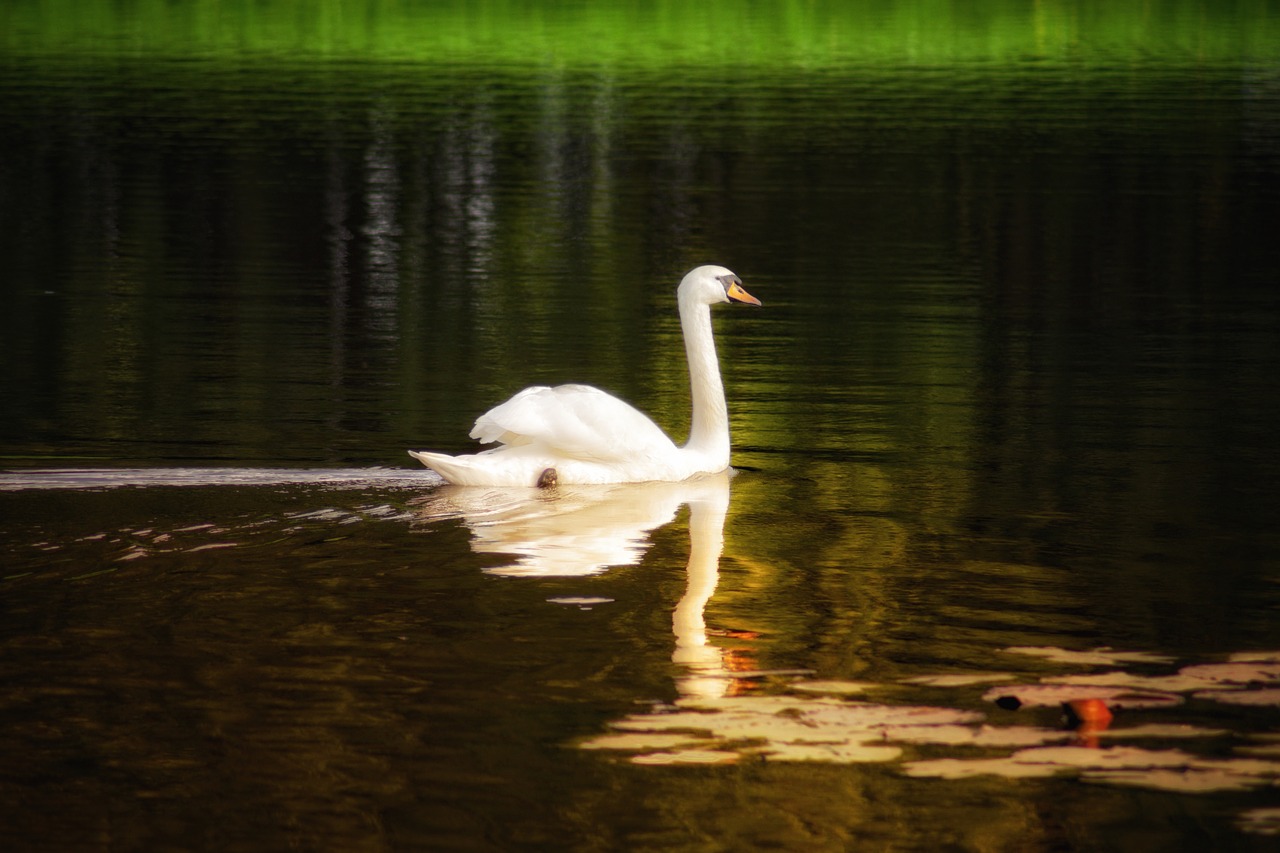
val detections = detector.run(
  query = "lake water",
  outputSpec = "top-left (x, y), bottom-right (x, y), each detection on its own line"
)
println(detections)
top-left (3, 3), bottom-right (1280, 850)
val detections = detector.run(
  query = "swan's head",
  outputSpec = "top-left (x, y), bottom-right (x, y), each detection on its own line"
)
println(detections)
top-left (679, 265), bottom-right (762, 308)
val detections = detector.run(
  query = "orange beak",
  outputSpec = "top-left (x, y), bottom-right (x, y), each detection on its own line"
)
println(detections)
top-left (727, 282), bottom-right (762, 306)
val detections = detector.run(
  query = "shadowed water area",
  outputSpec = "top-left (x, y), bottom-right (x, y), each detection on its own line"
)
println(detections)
top-left (2, 2), bottom-right (1280, 849)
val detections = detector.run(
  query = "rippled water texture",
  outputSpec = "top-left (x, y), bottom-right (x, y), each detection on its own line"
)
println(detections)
top-left (3, 2), bottom-right (1280, 850)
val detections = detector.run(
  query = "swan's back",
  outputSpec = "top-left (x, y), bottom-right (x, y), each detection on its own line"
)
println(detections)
top-left (471, 384), bottom-right (677, 462)
top-left (408, 383), bottom-right (684, 486)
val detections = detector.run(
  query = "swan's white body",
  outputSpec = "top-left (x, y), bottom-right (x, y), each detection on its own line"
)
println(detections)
top-left (409, 265), bottom-right (760, 486)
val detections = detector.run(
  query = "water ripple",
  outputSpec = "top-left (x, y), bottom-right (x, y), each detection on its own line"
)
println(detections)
top-left (0, 467), bottom-right (440, 492)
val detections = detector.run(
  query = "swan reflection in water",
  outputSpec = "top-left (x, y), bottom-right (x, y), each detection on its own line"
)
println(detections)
top-left (413, 469), bottom-right (746, 698)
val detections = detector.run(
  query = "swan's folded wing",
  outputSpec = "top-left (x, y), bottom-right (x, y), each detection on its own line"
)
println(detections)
top-left (469, 384), bottom-right (676, 462)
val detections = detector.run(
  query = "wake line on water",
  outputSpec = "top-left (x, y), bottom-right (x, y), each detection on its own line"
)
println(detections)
top-left (0, 467), bottom-right (442, 492)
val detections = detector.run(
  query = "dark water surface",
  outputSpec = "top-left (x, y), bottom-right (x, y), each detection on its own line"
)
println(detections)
top-left (3, 7), bottom-right (1280, 850)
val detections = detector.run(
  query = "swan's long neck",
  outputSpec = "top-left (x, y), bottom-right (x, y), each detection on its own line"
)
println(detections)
top-left (679, 294), bottom-right (730, 462)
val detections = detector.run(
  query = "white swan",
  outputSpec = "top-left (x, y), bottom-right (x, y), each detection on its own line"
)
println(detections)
top-left (408, 265), bottom-right (760, 486)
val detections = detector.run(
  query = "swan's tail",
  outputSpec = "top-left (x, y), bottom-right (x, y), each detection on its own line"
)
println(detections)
top-left (408, 450), bottom-right (474, 485)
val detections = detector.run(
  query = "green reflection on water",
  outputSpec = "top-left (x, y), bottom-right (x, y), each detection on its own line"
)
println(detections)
top-left (3, 0), bottom-right (1277, 66)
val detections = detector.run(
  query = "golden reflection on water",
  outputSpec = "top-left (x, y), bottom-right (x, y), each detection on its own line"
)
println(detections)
top-left (1, 461), bottom-right (1279, 847)
top-left (402, 464), bottom-right (1280, 822)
